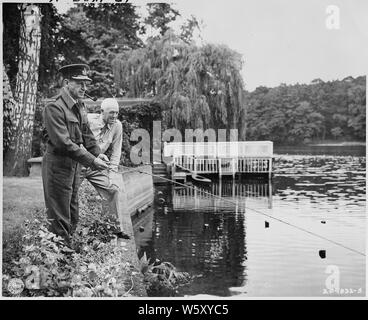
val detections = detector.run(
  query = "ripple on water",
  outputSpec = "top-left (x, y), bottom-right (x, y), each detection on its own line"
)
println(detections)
top-left (137, 153), bottom-right (366, 297)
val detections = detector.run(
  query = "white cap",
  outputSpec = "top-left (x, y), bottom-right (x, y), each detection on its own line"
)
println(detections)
top-left (101, 98), bottom-right (119, 112)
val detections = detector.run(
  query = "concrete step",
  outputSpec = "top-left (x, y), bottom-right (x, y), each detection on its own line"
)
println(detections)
top-left (152, 163), bottom-right (168, 179)
top-left (152, 166), bottom-right (167, 170)
top-left (153, 174), bottom-right (169, 184)
top-left (152, 169), bottom-right (168, 175)
top-left (152, 168), bottom-right (167, 171)
top-left (153, 162), bottom-right (166, 167)
top-left (153, 169), bottom-right (167, 174)
top-left (152, 164), bottom-right (167, 173)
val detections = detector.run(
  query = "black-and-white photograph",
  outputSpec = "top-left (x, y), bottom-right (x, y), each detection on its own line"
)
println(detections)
top-left (1, 0), bottom-right (366, 300)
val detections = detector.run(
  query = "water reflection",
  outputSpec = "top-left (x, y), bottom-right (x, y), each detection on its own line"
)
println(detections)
top-left (133, 206), bottom-right (154, 253)
top-left (172, 180), bottom-right (273, 211)
top-left (274, 155), bottom-right (366, 208)
top-left (134, 179), bottom-right (273, 296)
top-left (134, 154), bottom-right (365, 297)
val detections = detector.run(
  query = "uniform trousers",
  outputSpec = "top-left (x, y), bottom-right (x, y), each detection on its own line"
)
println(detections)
top-left (42, 152), bottom-right (81, 241)
top-left (83, 168), bottom-right (129, 233)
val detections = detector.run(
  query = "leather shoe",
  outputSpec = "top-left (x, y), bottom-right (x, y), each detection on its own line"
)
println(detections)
top-left (114, 231), bottom-right (131, 240)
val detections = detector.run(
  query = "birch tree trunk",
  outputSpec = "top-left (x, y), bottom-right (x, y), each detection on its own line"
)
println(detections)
top-left (3, 4), bottom-right (42, 176)
top-left (3, 68), bottom-right (16, 156)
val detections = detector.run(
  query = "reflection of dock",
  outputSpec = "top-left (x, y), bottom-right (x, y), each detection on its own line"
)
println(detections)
top-left (132, 206), bottom-right (154, 252)
top-left (172, 181), bottom-right (273, 210)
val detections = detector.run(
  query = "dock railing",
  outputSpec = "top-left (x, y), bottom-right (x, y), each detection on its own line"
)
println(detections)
top-left (165, 141), bottom-right (273, 158)
top-left (166, 141), bottom-right (273, 178)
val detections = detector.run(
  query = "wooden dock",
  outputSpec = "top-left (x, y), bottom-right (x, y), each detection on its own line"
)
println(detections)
top-left (164, 141), bottom-right (273, 180)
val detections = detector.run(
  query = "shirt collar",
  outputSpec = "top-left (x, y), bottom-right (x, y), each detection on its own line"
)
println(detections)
top-left (60, 87), bottom-right (78, 109)
top-left (100, 114), bottom-right (112, 130)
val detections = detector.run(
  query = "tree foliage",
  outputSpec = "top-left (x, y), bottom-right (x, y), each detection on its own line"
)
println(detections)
top-left (179, 15), bottom-right (202, 44)
top-left (112, 31), bottom-right (247, 138)
top-left (144, 3), bottom-right (180, 36)
top-left (59, 4), bottom-right (144, 98)
top-left (4, 2), bottom-right (202, 162)
top-left (245, 76), bottom-right (366, 144)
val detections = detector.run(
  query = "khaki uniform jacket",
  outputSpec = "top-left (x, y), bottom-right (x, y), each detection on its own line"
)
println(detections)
top-left (43, 87), bottom-right (101, 167)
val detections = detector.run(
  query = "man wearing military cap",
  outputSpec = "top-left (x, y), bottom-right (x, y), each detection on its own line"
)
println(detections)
top-left (42, 63), bottom-right (109, 246)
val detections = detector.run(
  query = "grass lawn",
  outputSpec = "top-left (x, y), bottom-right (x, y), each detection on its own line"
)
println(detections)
top-left (2, 176), bottom-right (45, 242)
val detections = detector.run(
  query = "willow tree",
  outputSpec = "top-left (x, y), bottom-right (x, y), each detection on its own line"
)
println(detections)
top-left (112, 31), bottom-right (247, 139)
top-left (3, 4), bottom-right (42, 176)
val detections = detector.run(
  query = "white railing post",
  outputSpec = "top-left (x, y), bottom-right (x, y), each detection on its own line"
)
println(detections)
top-left (269, 157), bottom-right (272, 180)
top-left (232, 158), bottom-right (235, 179)
top-left (218, 158), bottom-right (222, 178)
top-left (173, 157), bottom-right (176, 176)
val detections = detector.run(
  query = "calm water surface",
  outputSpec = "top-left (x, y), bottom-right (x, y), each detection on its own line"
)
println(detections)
top-left (134, 146), bottom-right (366, 297)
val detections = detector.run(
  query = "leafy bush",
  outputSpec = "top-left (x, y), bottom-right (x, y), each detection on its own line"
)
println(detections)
top-left (2, 185), bottom-right (141, 297)
top-left (140, 252), bottom-right (192, 297)
top-left (3, 182), bottom-right (191, 297)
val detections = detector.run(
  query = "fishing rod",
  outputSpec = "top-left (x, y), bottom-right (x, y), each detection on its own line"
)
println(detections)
top-left (106, 163), bottom-right (366, 257)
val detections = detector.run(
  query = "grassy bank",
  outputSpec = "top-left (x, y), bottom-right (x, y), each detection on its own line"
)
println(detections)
top-left (3, 177), bottom-right (191, 297)
top-left (2, 178), bottom-right (147, 297)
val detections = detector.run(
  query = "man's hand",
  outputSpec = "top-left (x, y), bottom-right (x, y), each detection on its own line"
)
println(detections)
top-left (93, 157), bottom-right (109, 170)
top-left (98, 154), bottom-right (110, 163)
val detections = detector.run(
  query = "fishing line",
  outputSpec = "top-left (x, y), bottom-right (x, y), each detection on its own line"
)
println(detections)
top-left (107, 164), bottom-right (366, 257)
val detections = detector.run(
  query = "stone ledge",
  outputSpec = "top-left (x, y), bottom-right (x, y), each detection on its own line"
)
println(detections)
top-left (27, 157), bottom-right (43, 177)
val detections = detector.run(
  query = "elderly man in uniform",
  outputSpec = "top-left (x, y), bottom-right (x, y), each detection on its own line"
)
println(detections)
top-left (42, 64), bottom-right (109, 246)
top-left (84, 98), bottom-right (130, 239)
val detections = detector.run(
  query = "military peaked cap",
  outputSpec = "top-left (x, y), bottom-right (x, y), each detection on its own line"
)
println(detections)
top-left (58, 64), bottom-right (92, 81)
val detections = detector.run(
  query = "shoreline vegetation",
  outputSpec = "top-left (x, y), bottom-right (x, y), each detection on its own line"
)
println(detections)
top-left (274, 140), bottom-right (366, 147)
top-left (2, 180), bottom-right (147, 297)
top-left (273, 141), bottom-right (365, 157)
top-left (2, 178), bottom-right (191, 297)
top-left (306, 141), bottom-right (365, 147)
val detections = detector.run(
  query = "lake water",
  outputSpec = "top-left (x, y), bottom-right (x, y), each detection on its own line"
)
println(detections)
top-left (134, 146), bottom-right (366, 297)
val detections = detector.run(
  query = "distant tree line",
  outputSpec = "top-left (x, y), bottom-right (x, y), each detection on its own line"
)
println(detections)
top-left (245, 76), bottom-right (366, 144)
